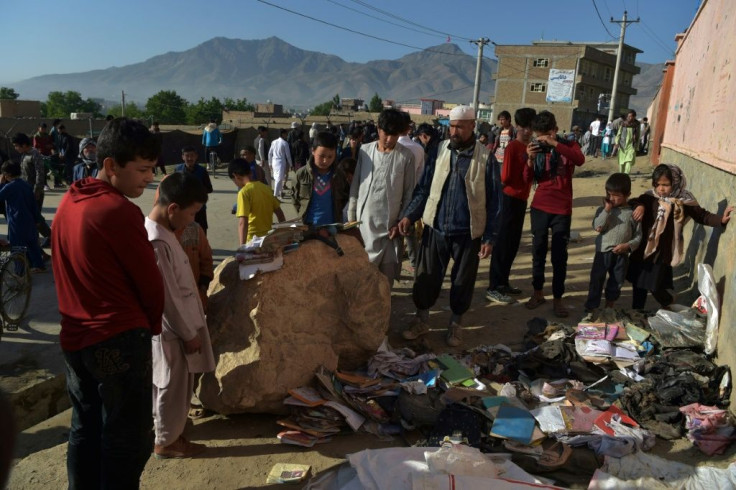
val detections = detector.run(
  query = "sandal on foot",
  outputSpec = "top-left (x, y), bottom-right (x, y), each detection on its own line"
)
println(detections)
top-left (188, 404), bottom-right (206, 419)
top-left (525, 296), bottom-right (547, 310)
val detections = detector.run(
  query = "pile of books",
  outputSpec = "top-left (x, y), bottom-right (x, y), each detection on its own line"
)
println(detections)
top-left (276, 366), bottom-right (400, 447)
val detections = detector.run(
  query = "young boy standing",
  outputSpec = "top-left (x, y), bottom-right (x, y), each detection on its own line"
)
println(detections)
top-left (348, 108), bottom-right (416, 286)
top-left (487, 108), bottom-right (536, 304)
top-left (146, 172), bottom-right (215, 459)
top-left (51, 118), bottom-right (164, 489)
top-left (239, 145), bottom-right (267, 184)
top-left (525, 111), bottom-right (585, 318)
top-left (584, 173), bottom-right (642, 311)
top-left (174, 146), bottom-right (213, 234)
top-left (11, 133), bottom-right (50, 238)
top-left (0, 162), bottom-right (45, 272)
top-left (228, 158), bottom-right (286, 245)
top-left (294, 131), bottom-right (350, 226)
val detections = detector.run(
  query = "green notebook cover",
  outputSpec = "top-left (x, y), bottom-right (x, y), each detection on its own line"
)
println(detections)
top-left (436, 354), bottom-right (474, 384)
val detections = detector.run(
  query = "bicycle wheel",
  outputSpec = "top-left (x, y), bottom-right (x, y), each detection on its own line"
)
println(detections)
top-left (0, 252), bottom-right (31, 328)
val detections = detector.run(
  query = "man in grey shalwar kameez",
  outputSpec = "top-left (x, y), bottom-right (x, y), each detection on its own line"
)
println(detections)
top-left (348, 109), bottom-right (416, 286)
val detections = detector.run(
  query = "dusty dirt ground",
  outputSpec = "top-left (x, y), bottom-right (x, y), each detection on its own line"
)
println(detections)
top-left (8, 154), bottom-right (736, 489)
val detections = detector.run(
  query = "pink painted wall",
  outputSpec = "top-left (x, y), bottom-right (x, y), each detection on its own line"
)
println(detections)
top-left (662, 0), bottom-right (736, 174)
top-left (401, 106), bottom-right (423, 115)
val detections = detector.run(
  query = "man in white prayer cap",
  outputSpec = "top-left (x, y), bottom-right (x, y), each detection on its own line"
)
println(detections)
top-left (397, 105), bottom-right (502, 347)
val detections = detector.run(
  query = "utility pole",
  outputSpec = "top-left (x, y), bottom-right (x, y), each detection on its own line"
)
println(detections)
top-left (470, 38), bottom-right (490, 115)
top-left (121, 90), bottom-right (126, 117)
top-left (608, 11), bottom-right (639, 122)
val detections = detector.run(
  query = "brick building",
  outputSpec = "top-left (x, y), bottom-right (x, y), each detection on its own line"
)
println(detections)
top-left (491, 41), bottom-right (641, 131)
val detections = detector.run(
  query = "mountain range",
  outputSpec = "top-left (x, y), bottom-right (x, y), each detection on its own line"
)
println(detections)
top-left (13, 37), bottom-right (495, 109)
top-left (13, 36), bottom-right (661, 114)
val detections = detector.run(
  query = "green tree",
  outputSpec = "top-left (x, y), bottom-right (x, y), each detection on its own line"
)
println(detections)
top-left (44, 91), bottom-right (102, 118)
top-left (186, 97), bottom-right (223, 125)
top-left (311, 100), bottom-right (333, 116)
top-left (368, 93), bottom-right (383, 113)
top-left (332, 93), bottom-right (341, 110)
top-left (0, 87), bottom-right (19, 100)
top-left (106, 102), bottom-right (145, 119)
top-left (223, 97), bottom-right (254, 112)
top-left (145, 90), bottom-right (188, 124)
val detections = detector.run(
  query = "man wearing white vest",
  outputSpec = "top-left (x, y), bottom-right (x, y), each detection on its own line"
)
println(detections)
top-left (397, 105), bottom-right (502, 347)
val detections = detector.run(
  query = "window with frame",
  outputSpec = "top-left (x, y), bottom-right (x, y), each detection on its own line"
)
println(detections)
top-left (530, 83), bottom-right (547, 93)
top-left (533, 58), bottom-right (549, 67)
top-left (604, 67), bottom-right (612, 81)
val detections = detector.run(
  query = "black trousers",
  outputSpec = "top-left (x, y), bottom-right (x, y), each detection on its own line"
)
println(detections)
top-left (413, 227), bottom-right (481, 316)
top-left (530, 208), bottom-right (571, 298)
top-left (585, 250), bottom-right (628, 310)
top-left (489, 193), bottom-right (527, 290)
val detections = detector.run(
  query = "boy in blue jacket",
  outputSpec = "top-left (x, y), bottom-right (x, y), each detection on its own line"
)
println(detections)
top-left (0, 162), bottom-right (45, 272)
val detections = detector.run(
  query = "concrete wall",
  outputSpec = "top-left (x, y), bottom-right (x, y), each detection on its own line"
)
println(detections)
top-left (653, 0), bottom-right (736, 406)
top-left (0, 100), bottom-right (41, 117)
top-left (660, 148), bottom-right (735, 399)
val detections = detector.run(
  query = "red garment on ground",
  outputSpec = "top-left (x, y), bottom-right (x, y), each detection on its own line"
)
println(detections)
top-left (51, 177), bottom-right (164, 351)
top-left (529, 141), bottom-right (585, 216)
top-left (501, 139), bottom-right (534, 201)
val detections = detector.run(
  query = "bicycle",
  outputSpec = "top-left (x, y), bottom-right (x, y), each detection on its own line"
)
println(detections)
top-left (0, 246), bottom-right (32, 340)
top-left (208, 151), bottom-right (222, 178)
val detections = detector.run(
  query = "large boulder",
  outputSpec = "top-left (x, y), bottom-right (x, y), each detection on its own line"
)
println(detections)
top-left (198, 234), bottom-right (391, 414)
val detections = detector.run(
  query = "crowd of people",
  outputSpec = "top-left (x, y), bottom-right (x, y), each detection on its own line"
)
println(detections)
top-left (0, 107), bottom-right (732, 488)
top-left (574, 112), bottom-right (651, 174)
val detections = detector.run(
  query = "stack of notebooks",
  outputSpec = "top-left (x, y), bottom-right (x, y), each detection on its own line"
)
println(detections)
top-left (277, 376), bottom-right (368, 447)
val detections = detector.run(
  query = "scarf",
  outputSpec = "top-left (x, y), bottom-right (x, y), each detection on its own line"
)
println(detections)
top-left (643, 164), bottom-right (698, 265)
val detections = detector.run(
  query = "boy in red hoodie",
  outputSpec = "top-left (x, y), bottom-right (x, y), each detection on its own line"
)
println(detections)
top-left (524, 111), bottom-right (585, 317)
top-left (487, 108), bottom-right (536, 304)
top-left (51, 118), bottom-right (165, 489)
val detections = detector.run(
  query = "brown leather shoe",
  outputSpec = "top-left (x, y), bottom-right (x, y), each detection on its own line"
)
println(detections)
top-left (154, 436), bottom-right (206, 459)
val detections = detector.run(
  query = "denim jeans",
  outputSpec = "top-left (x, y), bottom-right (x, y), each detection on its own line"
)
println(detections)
top-left (63, 328), bottom-right (153, 490)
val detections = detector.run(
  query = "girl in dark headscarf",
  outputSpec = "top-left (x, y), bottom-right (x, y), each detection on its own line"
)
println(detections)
top-left (627, 164), bottom-right (733, 309)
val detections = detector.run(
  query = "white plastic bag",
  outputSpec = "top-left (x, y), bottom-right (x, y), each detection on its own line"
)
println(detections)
top-left (698, 264), bottom-right (720, 355)
top-left (424, 444), bottom-right (498, 478)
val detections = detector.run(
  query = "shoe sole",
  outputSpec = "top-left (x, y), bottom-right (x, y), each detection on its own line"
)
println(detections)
top-left (154, 448), bottom-right (205, 459)
top-left (486, 292), bottom-right (515, 305)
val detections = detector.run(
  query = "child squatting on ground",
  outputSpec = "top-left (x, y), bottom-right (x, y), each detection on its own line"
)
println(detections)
top-left (146, 172), bottom-right (215, 459)
top-left (584, 173), bottom-right (642, 311)
top-left (627, 163), bottom-right (733, 309)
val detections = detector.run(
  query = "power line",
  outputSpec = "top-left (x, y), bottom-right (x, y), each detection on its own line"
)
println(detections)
top-left (602, 0), bottom-right (614, 17)
top-left (637, 20), bottom-right (676, 58)
top-left (324, 0), bottom-right (446, 40)
top-left (256, 0), bottom-right (480, 59)
top-left (347, 0), bottom-right (474, 42)
top-left (592, 0), bottom-right (617, 39)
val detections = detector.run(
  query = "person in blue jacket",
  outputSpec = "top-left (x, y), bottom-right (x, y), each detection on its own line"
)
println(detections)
top-left (0, 161), bottom-right (45, 272)
top-left (201, 119), bottom-right (222, 164)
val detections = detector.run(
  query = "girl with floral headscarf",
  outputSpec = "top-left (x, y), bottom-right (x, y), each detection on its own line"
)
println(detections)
top-left (627, 164), bottom-right (732, 309)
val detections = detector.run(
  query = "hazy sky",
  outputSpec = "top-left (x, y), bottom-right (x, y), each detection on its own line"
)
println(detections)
top-left (1, 0), bottom-right (700, 83)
